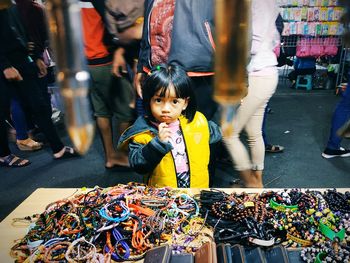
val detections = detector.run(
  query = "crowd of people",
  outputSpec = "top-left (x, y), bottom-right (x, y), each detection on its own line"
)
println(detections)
top-left (0, 0), bottom-right (349, 189)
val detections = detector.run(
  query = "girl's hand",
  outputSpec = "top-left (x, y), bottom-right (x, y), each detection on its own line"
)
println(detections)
top-left (158, 122), bottom-right (171, 143)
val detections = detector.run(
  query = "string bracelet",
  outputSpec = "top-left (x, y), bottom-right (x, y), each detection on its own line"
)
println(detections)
top-left (45, 199), bottom-right (76, 214)
top-left (99, 200), bottom-right (130, 223)
top-left (65, 237), bottom-right (97, 262)
top-left (104, 229), bottom-right (131, 261)
top-left (58, 212), bottom-right (83, 236)
top-left (44, 241), bottom-right (71, 262)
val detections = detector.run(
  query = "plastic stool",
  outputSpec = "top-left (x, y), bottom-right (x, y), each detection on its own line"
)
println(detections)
top-left (295, 75), bottom-right (313, 91)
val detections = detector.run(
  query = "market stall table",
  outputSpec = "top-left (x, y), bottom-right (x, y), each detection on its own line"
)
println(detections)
top-left (0, 187), bottom-right (349, 262)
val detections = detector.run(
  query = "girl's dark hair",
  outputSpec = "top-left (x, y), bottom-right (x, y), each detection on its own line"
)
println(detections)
top-left (142, 63), bottom-right (197, 122)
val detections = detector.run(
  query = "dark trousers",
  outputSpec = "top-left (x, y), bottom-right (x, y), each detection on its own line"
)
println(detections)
top-left (191, 76), bottom-right (220, 187)
top-left (0, 78), bottom-right (11, 157)
top-left (1, 62), bottom-right (63, 154)
top-left (191, 76), bottom-right (218, 122)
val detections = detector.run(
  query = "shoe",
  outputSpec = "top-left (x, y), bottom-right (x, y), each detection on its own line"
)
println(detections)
top-left (54, 146), bottom-right (79, 160)
top-left (265, 144), bottom-right (284, 153)
top-left (322, 147), bottom-right (350, 159)
top-left (16, 138), bottom-right (43, 151)
top-left (0, 154), bottom-right (30, 167)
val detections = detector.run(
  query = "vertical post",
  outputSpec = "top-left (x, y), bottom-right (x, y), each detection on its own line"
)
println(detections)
top-left (214, 0), bottom-right (251, 136)
top-left (46, 0), bottom-right (94, 154)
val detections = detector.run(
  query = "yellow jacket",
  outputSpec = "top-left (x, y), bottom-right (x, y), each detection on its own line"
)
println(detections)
top-left (118, 112), bottom-right (221, 188)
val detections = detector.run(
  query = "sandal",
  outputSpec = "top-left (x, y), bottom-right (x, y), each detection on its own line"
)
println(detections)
top-left (265, 144), bottom-right (284, 153)
top-left (0, 154), bottom-right (30, 167)
top-left (54, 146), bottom-right (79, 160)
top-left (17, 138), bottom-right (42, 151)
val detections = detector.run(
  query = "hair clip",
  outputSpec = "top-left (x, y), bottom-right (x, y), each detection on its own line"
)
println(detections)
top-left (156, 65), bottom-right (161, 71)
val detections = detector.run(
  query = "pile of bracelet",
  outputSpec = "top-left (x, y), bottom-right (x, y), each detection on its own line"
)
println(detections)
top-left (10, 186), bottom-right (350, 262)
top-left (196, 188), bottom-right (350, 258)
top-left (10, 183), bottom-right (212, 262)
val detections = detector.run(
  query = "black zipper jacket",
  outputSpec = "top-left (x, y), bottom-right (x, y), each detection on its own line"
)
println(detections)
top-left (137, 0), bottom-right (215, 75)
top-left (0, 7), bottom-right (40, 72)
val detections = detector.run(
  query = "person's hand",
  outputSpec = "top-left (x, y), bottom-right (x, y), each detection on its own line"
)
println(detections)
top-left (134, 72), bottom-right (145, 98)
top-left (36, 58), bottom-right (47, 78)
top-left (158, 122), bottom-right (172, 143)
top-left (112, 48), bottom-right (127, 77)
top-left (3, 67), bottom-right (23, 81)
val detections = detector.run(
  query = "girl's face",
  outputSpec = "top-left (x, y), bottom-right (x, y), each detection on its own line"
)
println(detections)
top-left (150, 85), bottom-right (188, 124)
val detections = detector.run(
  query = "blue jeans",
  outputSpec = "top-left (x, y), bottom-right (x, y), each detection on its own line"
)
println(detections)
top-left (11, 98), bottom-right (29, 140)
top-left (326, 77), bottom-right (350, 150)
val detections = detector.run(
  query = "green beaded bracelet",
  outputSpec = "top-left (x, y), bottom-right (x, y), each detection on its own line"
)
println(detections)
top-left (269, 199), bottom-right (298, 212)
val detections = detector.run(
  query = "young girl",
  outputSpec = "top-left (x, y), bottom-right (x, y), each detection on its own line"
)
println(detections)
top-left (118, 64), bottom-right (221, 188)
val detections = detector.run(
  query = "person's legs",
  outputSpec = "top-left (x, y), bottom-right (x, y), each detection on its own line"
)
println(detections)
top-left (225, 74), bottom-right (278, 187)
top-left (96, 117), bottom-right (129, 167)
top-left (288, 70), bottom-right (297, 82)
top-left (247, 75), bottom-right (278, 166)
top-left (191, 76), bottom-right (219, 185)
top-left (323, 79), bottom-right (350, 158)
top-left (10, 98), bottom-right (28, 140)
top-left (243, 101), bottom-right (269, 188)
top-left (13, 63), bottom-right (65, 155)
top-left (0, 114), bottom-right (11, 158)
top-left (10, 98), bottom-right (42, 151)
top-left (89, 65), bottom-right (133, 168)
top-left (262, 102), bottom-right (269, 146)
top-left (111, 76), bottom-right (135, 167)
top-left (224, 86), bottom-right (264, 187)
top-left (191, 76), bottom-right (218, 122)
top-left (0, 78), bottom-right (30, 167)
top-left (0, 99), bottom-right (11, 158)
top-left (262, 101), bottom-right (285, 153)
top-left (0, 78), bottom-right (14, 156)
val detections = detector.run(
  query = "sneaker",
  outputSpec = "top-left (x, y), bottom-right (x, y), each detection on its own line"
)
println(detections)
top-left (265, 144), bottom-right (284, 153)
top-left (322, 147), bottom-right (350, 159)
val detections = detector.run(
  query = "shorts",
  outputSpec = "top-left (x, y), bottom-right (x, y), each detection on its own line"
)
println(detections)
top-left (89, 64), bottom-right (134, 122)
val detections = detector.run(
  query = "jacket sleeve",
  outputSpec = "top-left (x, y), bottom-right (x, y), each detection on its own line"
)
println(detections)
top-left (128, 136), bottom-right (172, 174)
top-left (0, 11), bottom-right (13, 72)
top-left (208, 120), bottom-right (222, 144)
